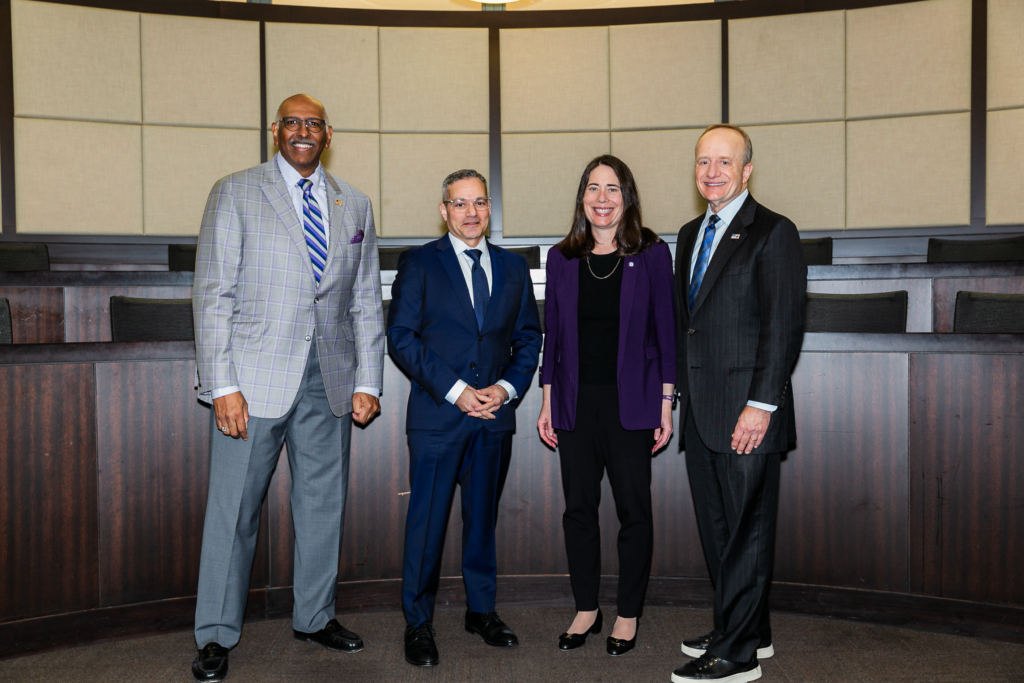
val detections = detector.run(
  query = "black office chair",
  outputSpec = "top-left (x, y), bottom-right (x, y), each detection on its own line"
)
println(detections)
top-left (0, 298), bottom-right (12, 344)
top-left (805, 291), bottom-right (908, 333)
top-left (801, 237), bottom-right (832, 266)
top-left (536, 300), bottom-right (545, 334)
top-left (382, 298), bottom-right (391, 324)
top-left (109, 297), bottom-right (195, 342)
top-left (168, 244), bottom-right (198, 272)
top-left (952, 291), bottom-right (1024, 333)
top-left (927, 234), bottom-right (1024, 263)
top-left (0, 243), bottom-right (50, 271)
top-left (504, 246), bottom-right (542, 268)
top-left (378, 247), bottom-right (411, 270)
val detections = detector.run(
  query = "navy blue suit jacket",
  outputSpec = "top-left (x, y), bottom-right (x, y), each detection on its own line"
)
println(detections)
top-left (387, 236), bottom-right (542, 433)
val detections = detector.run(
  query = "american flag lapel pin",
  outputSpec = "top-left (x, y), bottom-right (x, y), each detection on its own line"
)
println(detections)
top-left (731, 233), bottom-right (741, 239)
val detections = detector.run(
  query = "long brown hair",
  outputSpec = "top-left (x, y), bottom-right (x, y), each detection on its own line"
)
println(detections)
top-left (556, 155), bottom-right (660, 260)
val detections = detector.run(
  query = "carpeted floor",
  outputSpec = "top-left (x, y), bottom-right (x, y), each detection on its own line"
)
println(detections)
top-left (1, 606), bottom-right (1022, 683)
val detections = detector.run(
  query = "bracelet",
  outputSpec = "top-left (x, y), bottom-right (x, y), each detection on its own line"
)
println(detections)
top-left (662, 395), bottom-right (674, 401)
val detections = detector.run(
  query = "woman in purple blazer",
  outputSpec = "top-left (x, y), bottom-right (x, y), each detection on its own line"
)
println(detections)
top-left (537, 155), bottom-right (677, 656)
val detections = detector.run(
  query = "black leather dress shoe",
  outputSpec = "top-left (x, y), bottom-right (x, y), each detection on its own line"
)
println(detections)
top-left (405, 622), bottom-right (439, 667)
top-left (681, 631), bottom-right (773, 659)
top-left (465, 610), bottom-right (519, 647)
top-left (606, 617), bottom-right (639, 656)
top-left (558, 608), bottom-right (602, 650)
top-left (192, 642), bottom-right (229, 683)
top-left (293, 619), bottom-right (363, 653)
top-left (671, 652), bottom-right (761, 682)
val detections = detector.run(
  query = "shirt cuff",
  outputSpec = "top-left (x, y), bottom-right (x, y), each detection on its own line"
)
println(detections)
top-left (445, 380), bottom-right (469, 405)
top-left (747, 400), bottom-right (777, 413)
top-left (211, 385), bottom-right (241, 400)
top-left (496, 379), bottom-right (517, 404)
top-left (354, 386), bottom-right (380, 397)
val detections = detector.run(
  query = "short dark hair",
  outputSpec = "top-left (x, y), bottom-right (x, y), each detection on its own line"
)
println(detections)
top-left (555, 155), bottom-right (661, 260)
top-left (441, 169), bottom-right (488, 203)
top-left (697, 124), bottom-right (753, 166)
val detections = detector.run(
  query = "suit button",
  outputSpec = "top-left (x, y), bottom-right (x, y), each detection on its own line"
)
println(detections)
top-left (470, 362), bottom-right (476, 369)
top-left (314, 297), bottom-right (319, 303)
top-left (305, 335), bottom-right (311, 341)
top-left (688, 328), bottom-right (695, 335)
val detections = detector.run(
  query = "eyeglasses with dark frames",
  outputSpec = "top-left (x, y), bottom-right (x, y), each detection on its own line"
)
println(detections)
top-left (277, 117), bottom-right (328, 133)
top-left (444, 198), bottom-right (491, 212)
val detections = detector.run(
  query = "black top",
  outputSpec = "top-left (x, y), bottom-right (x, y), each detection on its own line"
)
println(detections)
top-left (578, 252), bottom-right (623, 386)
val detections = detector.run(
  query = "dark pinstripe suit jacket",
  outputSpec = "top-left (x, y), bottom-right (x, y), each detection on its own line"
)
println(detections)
top-left (674, 194), bottom-right (807, 454)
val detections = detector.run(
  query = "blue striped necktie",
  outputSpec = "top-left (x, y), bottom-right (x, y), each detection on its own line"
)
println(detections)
top-left (464, 248), bottom-right (490, 329)
top-left (688, 214), bottom-right (720, 311)
top-left (298, 178), bottom-right (327, 284)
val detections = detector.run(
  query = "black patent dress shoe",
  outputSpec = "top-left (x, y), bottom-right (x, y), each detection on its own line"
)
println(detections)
top-left (606, 617), bottom-right (639, 656)
top-left (404, 622), bottom-right (440, 667)
top-left (558, 608), bottom-right (603, 650)
top-left (293, 618), bottom-right (364, 653)
top-left (681, 631), bottom-right (774, 660)
top-left (192, 642), bottom-right (229, 683)
top-left (671, 652), bottom-right (762, 682)
top-left (465, 610), bottom-right (519, 647)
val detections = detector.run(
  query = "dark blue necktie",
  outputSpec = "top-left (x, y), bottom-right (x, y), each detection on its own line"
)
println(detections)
top-left (465, 248), bottom-right (490, 329)
top-left (688, 214), bottom-right (720, 311)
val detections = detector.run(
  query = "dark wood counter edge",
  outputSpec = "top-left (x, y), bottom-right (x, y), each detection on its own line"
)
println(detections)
top-left (0, 271), bottom-right (195, 286)
top-left (807, 261), bottom-right (1024, 280)
top-left (4, 335), bottom-right (1024, 367)
top-left (0, 577), bottom-right (1020, 659)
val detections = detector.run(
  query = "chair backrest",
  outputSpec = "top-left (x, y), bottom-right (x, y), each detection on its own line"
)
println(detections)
top-left (0, 243), bottom-right (50, 271)
top-left (801, 237), bottom-right (833, 266)
top-left (109, 297), bottom-right (195, 342)
top-left (504, 246), bottom-right (542, 268)
top-left (0, 298), bottom-right (12, 344)
top-left (168, 244), bottom-right (198, 272)
top-left (927, 234), bottom-right (1024, 263)
top-left (378, 247), bottom-right (410, 271)
top-left (536, 300), bottom-right (545, 334)
top-left (953, 291), bottom-right (1024, 333)
top-left (805, 291), bottom-right (908, 333)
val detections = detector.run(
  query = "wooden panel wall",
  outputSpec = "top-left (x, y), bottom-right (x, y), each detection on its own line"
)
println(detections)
top-left (0, 286), bottom-right (63, 342)
top-left (932, 277), bottom-right (1024, 332)
top-left (909, 354), bottom-right (1024, 605)
top-left (0, 363), bottom-right (97, 622)
top-left (64, 285), bottom-right (191, 342)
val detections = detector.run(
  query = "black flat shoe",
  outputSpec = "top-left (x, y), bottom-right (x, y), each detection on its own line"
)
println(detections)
top-left (558, 608), bottom-right (603, 650)
top-left (293, 618), bottom-right (363, 653)
top-left (606, 617), bottom-right (639, 656)
top-left (192, 642), bottom-right (229, 683)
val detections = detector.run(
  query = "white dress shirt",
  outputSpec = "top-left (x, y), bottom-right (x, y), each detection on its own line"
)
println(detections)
top-left (688, 189), bottom-right (776, 414)
top-left (443, 232), bottom-right (517, 406)
top-left (211, 153), bottom-right (379, 400)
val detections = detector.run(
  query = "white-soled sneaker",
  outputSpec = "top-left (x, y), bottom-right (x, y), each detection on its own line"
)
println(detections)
top-left (681, 631), bottom-right (773, 660)
top-left (671, 652), bottom-right (761, 682)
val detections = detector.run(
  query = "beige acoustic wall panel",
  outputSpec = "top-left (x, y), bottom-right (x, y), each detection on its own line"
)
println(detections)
top-left (143, 127), bottom-right (260, 236)
top-left (609, 22), bottom-right (721, 131)
top-left (988, 0), bottom-right (1024, 110)
top-left (847, 0), bottom-right (971, 119)
top-left (379, 134), bottom-right (488, 238)
top-left (986, 108), bottom-right (1024, 225)
top-left (847, 113), bottom-right (970, 229)
top-left (265, 23), bottom-right (379, 132)
top-left (11, 0), bottom-right (141, 123)
top-left (501, 28), bottom-right (609, 134)
top-left (502, 133), bottom-right (610, 237)
top-left (15, 118), bottom-right (142, 234)
top-left (610, 129), bottom-right (705, 234)
top-left (745, 122), bottom-right (846, 231)
top-left (380, 28), bottom-right (488, 134)
top-left (141, 15), bottom-right (260, 129)
top-left (729, 11), bottom-right (845, 126)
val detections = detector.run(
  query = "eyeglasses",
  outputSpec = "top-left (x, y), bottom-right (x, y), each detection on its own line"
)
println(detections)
top-left (445, 198), bottom-right (491, 212)
top-left (277, 117), bottom-right (328, 133)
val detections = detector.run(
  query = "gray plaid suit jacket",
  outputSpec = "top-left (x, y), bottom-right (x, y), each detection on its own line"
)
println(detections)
top-left (193, 157), bottom-right (384, 419)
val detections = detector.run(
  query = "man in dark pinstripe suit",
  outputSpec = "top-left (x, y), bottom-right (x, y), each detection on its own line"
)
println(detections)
top-left (671, 125), bottom-right (807, 683)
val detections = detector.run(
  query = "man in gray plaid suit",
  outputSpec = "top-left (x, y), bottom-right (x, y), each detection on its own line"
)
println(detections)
top-left (190, 94), bottom-right (384, 683)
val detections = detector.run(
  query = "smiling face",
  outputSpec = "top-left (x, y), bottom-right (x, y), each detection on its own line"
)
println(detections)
top-left (695, 127), bottom-right (753, 213)
top-left (582, 164), bottom-right (625, 234)
top-left (440, 177), bottom-right (490, 248)
top-left (272, 95), bottom-right (332, 178)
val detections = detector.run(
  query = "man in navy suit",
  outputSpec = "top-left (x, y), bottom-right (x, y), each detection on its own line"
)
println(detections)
top-left (386, 169), bottom-right (542, 667)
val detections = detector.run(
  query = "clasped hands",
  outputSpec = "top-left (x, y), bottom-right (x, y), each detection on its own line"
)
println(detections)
top-left (213, 390), bottom-right (381, 440)
top-left (455, 385), bottom-right (508, 420)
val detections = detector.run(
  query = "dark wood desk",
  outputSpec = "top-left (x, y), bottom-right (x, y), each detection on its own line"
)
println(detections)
top-left (1, 334), bottom-right (1023, 656)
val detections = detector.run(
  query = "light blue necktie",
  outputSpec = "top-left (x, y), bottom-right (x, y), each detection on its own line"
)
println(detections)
top-left (465, 249), bottom-right (490, 329)
top-left (299, 178), bottom-right (327, 284)
top-left (688, 214), bottom-right (720, 311)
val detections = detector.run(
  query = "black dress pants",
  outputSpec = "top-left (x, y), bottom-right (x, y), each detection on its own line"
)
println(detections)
top-left (556, 383), bottom-right (655, 618)
top-left (684, 405), bottom-right (780, 664)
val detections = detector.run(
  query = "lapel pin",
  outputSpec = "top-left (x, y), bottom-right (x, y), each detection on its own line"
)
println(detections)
top-left (335, 199), bottom-right (343, 206)
top-left (731, 233), bottom-right (741, 239)
top-left (629, 261), bottom-right (634, 267)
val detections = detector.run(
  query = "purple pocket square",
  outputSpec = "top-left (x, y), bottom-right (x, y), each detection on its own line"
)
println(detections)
top-left (350, 229), bottom-right (365, 244)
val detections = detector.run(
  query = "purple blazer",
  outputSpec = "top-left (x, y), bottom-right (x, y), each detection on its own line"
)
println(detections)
top-left (539, 241), bottom-right (677, 431)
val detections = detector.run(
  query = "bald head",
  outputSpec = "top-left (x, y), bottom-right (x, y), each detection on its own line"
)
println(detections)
top-left (272, 94), bottom-right (333, 177)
